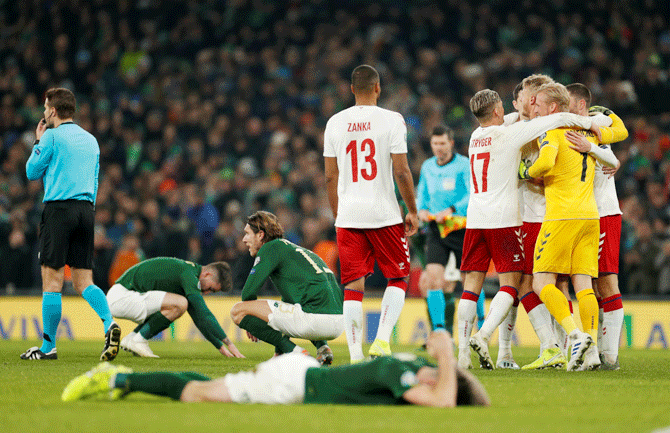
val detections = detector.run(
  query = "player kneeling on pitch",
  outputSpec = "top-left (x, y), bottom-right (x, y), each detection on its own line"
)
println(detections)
top-left (230, 211), bottom-right (344, 365)
top-left (107, 257), bottom-right (243, 358)
top-left (62, 331), bottom-right (489, 407)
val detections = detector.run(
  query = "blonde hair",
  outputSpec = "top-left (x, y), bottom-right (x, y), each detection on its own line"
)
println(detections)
top-left (521, 74), bottom-right (554, 97)
top-left (469, 89), bottom-right (501, 120)
top-left (536, 82), bottom-right (570, 112)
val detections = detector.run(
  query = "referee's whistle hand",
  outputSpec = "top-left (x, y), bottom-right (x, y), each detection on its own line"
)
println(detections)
top-left (35, 119), bottom-right (47, 140)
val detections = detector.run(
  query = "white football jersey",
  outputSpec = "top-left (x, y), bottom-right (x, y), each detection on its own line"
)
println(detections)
top-left (323, 105), bottom-right (407, 228)
top-left (594, 152), bottom-right (622, 217)
top-left (520, 142), bottom-right (546, 223)
top-left (466, 112), bottom-right (593, 228)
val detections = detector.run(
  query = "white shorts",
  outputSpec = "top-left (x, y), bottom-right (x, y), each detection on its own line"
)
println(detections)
top-left (106, 283), bottom-right (166, 324)
top-left (223, 353), bottom-right (320, 404)
top-left (265, 300), bottom-right (344, 340)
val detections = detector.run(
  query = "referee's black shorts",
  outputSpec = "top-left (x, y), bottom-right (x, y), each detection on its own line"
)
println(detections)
top-left (424, 223), bottom-right (466, 268)
top-left (39, 199), bottom-right (95, 270)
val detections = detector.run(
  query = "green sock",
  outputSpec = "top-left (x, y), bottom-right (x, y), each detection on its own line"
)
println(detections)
top-left (115, 372), bottom-right (211, 400)
top-left (311, 340), bottom-right (327, 349)
top-left (444, 292), bottom-right (455, 334)
top-left (239, 315), bottom-right (295, 353)
top-left (138, 313), bottom-right (173, 340)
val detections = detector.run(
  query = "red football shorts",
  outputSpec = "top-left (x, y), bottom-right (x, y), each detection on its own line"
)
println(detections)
top-left (599, 215), bottom-right (621, 275)
top-left (522, 222), bottom-right (542, 275)
top-left (336, 224), bottom-right (410, 285)
top-left (460, 226), bottom-right (524, 273)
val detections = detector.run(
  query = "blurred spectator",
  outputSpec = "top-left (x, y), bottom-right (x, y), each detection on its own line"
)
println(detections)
top-left (108, 233), bottom-right (144, 288)
top-left (624, 221), bottom-right (660, 294)
top-left (1, 1), bottom-right (670, 295)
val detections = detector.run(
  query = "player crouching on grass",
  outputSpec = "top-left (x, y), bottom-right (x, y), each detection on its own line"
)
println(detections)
top-left (62, 331), bottom-right (490, 407)
top-left (106, 257), bottom-right (244, 358)
top-left (230, 211), bottom-right (344, 365)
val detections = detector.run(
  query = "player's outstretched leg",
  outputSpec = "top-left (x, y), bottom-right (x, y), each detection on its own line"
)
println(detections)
top-left (567, 331), bottom-right (593, 371)
top-left (496, 298), bottom-right (519, 369)
top-left (21, 292), bottom-right (61, 360)
top-left (457, 290), bottom-right (478, 369)
top-left (120, 332), bottom-right (159, 358)
top-left (521, 346), bottom-right (566, 370)
top-left (62, 362), bottom-right (133, 402)
top-left (469, 331), bottom-right (494, 370)
top-left (101, 321), bottom-right (121, 361)
top-left (20, 346), bottom-right (57, 360)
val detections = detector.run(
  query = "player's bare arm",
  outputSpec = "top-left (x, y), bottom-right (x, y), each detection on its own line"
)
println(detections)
top-left (219, 338), bottom-right (245, 358)
top-left (324, 156), bottom-right (339, 220)
top-left (565, 131), bottom-right (618, 168)
top-left (401, 332), bottom-right (458, 407)
top-left (390, 152), bottom-right (418, 236)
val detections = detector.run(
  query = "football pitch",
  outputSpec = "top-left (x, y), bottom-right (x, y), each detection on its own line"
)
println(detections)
top-left (2, 340), bottom-right (669, 433)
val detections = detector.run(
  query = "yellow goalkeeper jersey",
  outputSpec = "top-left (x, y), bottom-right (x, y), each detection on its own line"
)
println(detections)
top-left (528, 128), bottom-right (599, 221)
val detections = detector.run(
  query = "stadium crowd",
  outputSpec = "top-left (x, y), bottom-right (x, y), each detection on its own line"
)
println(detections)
top-left (1, 0), bottom-right (669, 295)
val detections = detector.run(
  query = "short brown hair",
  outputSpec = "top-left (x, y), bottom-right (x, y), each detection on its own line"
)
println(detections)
top-left (469, 89), bottom-right (501, 120)
top-left (206, 261), bottom-right (232, 292)
top-left (566, 83), bottom-right (592, 107)
top-left (351, 65), bottom-right (380, 94)
top-left (456, 366), bottom-right (491, 406)
top-left (521, 74), bottom-right (554, 98)
top-left (431, 125), bottom-right (454, 140)
top-left (247, 211), bottom-right (284, 243)
top-left (536, 83), bottom-right (570, 112)
top-left (45, 88), bottom-right (76, 119)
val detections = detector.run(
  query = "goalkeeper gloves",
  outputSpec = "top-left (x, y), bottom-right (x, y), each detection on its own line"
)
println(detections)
top-left (589, 105), bottom-right (613, 116)
top-left (518, 159), bottom-right (532, 180)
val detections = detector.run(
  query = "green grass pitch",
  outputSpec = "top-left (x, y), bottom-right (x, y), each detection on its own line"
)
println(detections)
top-left (2, 340), bottom-right (669, 433)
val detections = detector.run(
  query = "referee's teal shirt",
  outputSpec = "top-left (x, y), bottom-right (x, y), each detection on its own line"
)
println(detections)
top-left (26, 122), bottom-right (99, 205)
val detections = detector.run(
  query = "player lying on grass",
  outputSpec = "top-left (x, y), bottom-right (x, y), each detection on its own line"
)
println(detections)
top-left (106, 257), bottom-right (244, 358)
top-left (62, 331), bottom-right (489, 407)
top-left (230, 211), bottom-right (344, 365)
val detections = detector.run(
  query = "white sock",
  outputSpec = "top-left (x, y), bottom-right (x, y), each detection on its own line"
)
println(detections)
top-left (375, 286), bottom-right (406, 342)
top-left (602, 308), bottom-right (624, 362)
top-left (553, 316), bottom-right (569, 356)
top-left (597, 306), bottom-right (604, 349)
top-left (527, 304), bottom-right (558, 352)
top-left (132, 332), bottom-right (147, 343)
top-left (457, 298), bottom-right (477, 356)
top-left (479, 290), bottom-right (514, 341)
top-left (498, 304), bottom-right (517, 357)
top-left (343, 300), bottom-right (364, 361)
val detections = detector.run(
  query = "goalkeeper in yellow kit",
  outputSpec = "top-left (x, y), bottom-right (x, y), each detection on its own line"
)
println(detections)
top-left (519, 82), bottom-right (618, 371)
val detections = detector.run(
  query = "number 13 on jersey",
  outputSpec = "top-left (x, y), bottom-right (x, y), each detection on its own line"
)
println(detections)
top-left (470, 152), bottom-right (490, 193)
top-left (346, 139), bottom-right (377, 182)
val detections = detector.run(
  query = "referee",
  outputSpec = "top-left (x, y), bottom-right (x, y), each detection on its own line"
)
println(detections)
top-left (21, 88), bottom-right (121, 361)
top-left (416, 125), bottom-right (471, 335)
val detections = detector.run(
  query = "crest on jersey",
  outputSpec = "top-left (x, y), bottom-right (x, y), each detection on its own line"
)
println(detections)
top-left (400, 371), bottom-right (418, 388)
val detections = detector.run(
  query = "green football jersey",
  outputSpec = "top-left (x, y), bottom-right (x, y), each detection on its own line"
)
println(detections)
top-left (116, 257), bottom-right (202, 296)
top-left (115, 257), bottom-right (228, 348)
top-left (241, 239), bottom-right (343, 314)
top-left (303, 354), bottom-right (434, 405)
